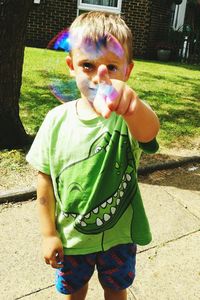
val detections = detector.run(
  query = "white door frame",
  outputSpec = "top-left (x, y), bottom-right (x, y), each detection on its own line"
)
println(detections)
top-left (172, 0), bottom-right (187, 30)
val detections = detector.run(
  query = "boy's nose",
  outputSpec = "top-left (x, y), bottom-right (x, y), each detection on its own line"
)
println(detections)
top-left (92, 73), bottom-right (100, 84)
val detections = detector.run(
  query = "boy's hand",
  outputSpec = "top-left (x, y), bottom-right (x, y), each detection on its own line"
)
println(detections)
top-left (93, 65), bottom-right (138, 119)
top-left (42, 234), bottom-right (64, 269)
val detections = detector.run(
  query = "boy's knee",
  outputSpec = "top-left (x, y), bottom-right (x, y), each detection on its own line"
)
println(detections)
top-left (65, 283), bottom-right (88, 300)
top-left (102, 285), bottom-right (127, 300)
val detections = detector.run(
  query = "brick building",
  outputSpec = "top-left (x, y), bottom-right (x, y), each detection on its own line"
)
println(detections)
top-left (26, 0), bottom-right (174, 59)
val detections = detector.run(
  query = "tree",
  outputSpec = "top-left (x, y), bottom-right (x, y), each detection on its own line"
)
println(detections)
top-left (0, 0), bottom-right (33, 149)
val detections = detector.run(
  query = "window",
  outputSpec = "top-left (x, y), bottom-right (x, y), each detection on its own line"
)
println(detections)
top-left (77, 0), bottom-right (122, 14)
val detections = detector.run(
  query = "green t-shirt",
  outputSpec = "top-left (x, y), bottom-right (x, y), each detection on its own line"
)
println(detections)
top-left (26, 100), bottom-right (159, 255)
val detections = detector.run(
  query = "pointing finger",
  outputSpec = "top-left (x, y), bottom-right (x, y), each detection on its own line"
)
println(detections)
top-left (97, 65), bottom-right (118, 104)
top-left (93, 92), bottom-right (112, 119)
top-left (97, 65), bottom-right (112, 85)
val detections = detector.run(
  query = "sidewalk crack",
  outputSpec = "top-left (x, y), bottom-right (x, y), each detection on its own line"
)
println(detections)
top-left (137, 228), bottom-right (200, 255)
top-left (128, 287), bottom-right (139, 300)
top-left (163, 187), bottom-right (200, 221)
top-left (15, 284), bottom-right (55, 299)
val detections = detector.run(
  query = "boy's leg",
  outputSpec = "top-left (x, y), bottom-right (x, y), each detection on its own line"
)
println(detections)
top-left (55, 254), bottom-right (95, 298)
top-left (97, 244), bottom-right (137, 300)
top-left (64, 283), bottom-right (88, 300)
top-left (103, 286), bottom-right (127, 300)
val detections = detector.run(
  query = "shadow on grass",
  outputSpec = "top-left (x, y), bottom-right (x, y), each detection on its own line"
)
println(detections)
top-left (129, 70), bottom-right (200, 145)
top-left (139, 153), bottom-right (200, 191)
top-left (136, 59), bottom-right (200, 71)
top-left (135, 72), bottom-right (200, 100)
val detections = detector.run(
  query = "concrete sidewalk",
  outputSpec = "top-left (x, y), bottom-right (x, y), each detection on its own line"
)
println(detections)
top-left (1, 182), bottom-right (200, 300)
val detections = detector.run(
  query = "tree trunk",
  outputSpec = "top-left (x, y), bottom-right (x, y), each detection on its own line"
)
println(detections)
top-left (0, 0), bottom-right (33, 149)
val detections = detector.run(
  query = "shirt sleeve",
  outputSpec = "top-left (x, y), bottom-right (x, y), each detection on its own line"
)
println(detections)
top-left (138, 138), bottom-right (159, 154)
top-left (26, 112), bottom-right (53, 175)
top-left (128, 128), bottom-right (159, 169)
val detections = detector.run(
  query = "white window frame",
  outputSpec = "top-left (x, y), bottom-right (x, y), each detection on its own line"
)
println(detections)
top-left (77, 0), bottom-right (122, 14)
top-left (172, 0), bottom-right (187, 31)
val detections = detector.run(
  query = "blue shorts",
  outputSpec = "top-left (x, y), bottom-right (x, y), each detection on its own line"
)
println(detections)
top-left (55, 243), bottom-right (137, 295)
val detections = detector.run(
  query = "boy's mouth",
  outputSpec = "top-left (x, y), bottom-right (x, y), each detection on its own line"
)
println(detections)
top-left (88, 87), bottom-right (98, 102)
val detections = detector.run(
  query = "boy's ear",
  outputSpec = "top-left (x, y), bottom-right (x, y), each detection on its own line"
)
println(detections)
top-left (66, 55), bottom-right (75, 77)
top-left (125, 62), bottom-right (134, 81)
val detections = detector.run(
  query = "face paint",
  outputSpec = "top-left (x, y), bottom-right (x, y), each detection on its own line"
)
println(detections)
top-left (106, 34), bottom-right (124, 59)
top-left (46, 28), bottom-right (125, 103)
top-left (76, 76), bottom-right (98, 103)
top-left (96, 83), bottom-right (118, 103)
top-left (88, 87), bottom-right (98, 102)
top-left (74, 31), bottom-right (124, 60)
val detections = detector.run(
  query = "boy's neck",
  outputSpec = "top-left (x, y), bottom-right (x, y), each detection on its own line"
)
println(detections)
top-left (76, 98), bottom-right (99, 120)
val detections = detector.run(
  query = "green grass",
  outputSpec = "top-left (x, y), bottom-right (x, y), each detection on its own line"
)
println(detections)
top-left (20, 47), bottom-right (71, 134)
top-left (130, 60), bottom-right (200, 146)
top-left (20, 47), bottom-right (200, 147)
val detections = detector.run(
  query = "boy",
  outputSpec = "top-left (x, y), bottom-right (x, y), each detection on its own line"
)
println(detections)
top-left (26, 11), bottom-right (160, 300)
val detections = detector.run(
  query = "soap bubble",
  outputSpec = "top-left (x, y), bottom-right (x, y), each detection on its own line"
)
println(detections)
top-left (46, 28), bottom-right (80, 103)
top-left (47, 28), bottom-right (71, 52)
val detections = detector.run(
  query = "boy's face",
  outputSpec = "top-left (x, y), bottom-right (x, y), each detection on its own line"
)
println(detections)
top-left (66, 37), bottom-right (133, 102)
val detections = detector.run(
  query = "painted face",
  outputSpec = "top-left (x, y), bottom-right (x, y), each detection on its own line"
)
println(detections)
top-left (67, 36), bottom-right (133, 102)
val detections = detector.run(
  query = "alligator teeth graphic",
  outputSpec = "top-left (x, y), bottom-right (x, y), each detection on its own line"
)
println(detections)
top-left (96, 218), bottom-right (103, 226)
top-left (93, 207), bottom-right (99, 214)
top-left (104, 214), bottom-right (110, 221)
top-left (85, 213), bottom-right (90, 219)
top-left (101, 202), bottom-right (107, 208)
top-left (111, 206), bottom-right (116, 215)
top-left (64, 171), bottom-right (133, 231)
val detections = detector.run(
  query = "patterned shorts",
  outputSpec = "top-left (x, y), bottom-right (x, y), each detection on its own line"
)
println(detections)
top-left (55, 243), bottom-right (137, 295)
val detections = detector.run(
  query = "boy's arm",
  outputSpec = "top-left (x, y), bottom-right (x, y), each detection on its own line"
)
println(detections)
top-left (37, 171), bottom-right (64, 268)
top-left (123, 97), bottom-right (160, 142)
top-left (94, 65), bottom-right (159, 142)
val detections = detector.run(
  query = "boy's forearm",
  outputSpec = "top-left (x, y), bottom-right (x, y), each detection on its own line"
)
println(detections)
top-left (37, 172), bottom-right (57, 237)
top-left (124, 98), bottom-right (160, 142)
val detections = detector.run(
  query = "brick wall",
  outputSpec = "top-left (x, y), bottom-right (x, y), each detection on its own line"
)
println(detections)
top-left (26, 0), bottom-right (77, 48)
top-left (147, 0), bottom-right (172, 59)
top-left (121, 0), bottom-right (152, 58)
top-left (26, 0), bottom-right (172, 58)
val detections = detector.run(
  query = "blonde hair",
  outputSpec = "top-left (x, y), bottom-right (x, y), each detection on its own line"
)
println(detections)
top-left (69, 11), bottom-right (133, 63)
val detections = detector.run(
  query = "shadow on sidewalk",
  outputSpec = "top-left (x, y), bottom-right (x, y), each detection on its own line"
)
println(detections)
top-left (139, 153), bottom-right (200, 191)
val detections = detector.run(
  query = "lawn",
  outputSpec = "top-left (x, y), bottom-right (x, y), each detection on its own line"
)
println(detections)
top-left (20, 47), bottom-right (200, 149)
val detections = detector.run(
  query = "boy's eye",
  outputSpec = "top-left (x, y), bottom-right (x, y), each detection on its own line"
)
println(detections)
top-left (107, 64), bottom-right (117, 72)
top-left (82, 62), bottom-right (94, 71)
